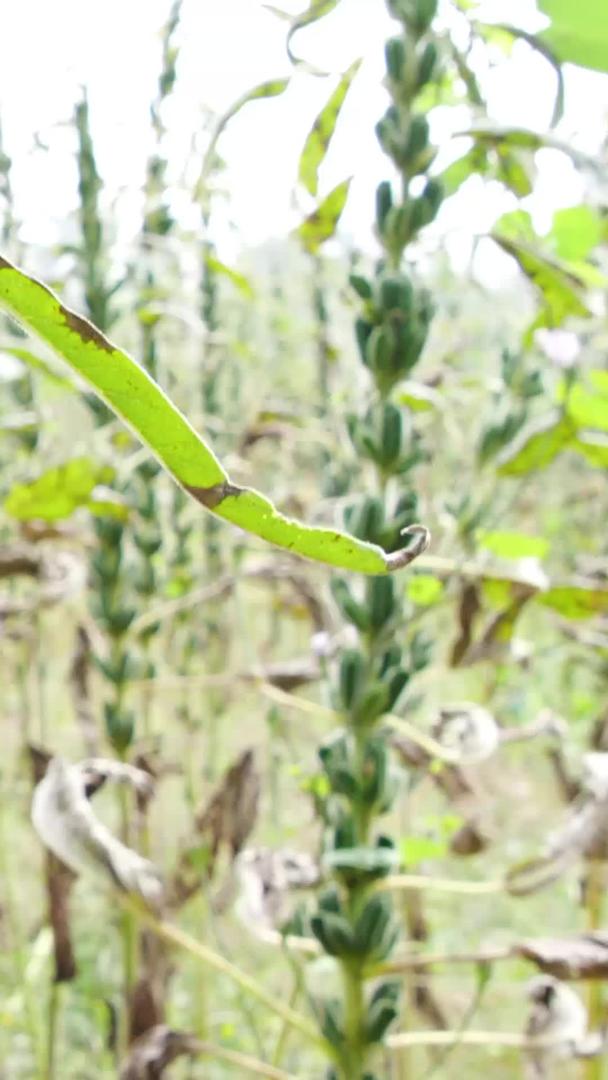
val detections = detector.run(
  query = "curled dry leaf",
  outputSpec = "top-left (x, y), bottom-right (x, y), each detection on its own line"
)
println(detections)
top-left (431, 704), bottom-right (500, 764)
top-left (391, 734), bottom-right (492, 855)
top-left (508, 752), bottom-right (608, 895)
top-left (119, 1024), bottom-right (201, 1080)
top-left (29, 746), bottom-right (77, 982)
top-left (31, 757), bottom-right (164, 910)
top-left (168, 749), bottom-right (259, 908)
top-left (524, 975), bottom-right (587, 1078)
top-left (518, 933), bottom-right (608, 980)
top-left (235, 847), bottom-right (319, 935)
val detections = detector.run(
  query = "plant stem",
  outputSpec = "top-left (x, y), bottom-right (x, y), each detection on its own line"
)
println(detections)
top-left (585, 862), bottom-right (605, 1080)
top-left (123, 899), bottom-right (326, 1052)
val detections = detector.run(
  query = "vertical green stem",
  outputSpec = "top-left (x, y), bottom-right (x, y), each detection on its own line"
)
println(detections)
top-left (585, 862), bottom-right (605, 1080)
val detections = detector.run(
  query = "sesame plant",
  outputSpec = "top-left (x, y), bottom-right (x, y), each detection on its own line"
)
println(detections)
top-left (1, 1), bottom-right (608, 1078)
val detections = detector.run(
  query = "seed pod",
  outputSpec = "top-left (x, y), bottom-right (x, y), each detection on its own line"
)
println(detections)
top-left (367, 325), bottom-right (397, 380)
top-left (413, 0), bottom-right (438, 33)
top-left (354, 682), bottom-right (390, 727)
top-left (350, 496), bottom-right (385, 544)
top-left (379, 273), bottom-right (413, 315)
top-left (367, 576), bottom-right (397, 632)
top-left (378, 402), bottom-right (404, 468)
top-left (350, 273), bottom-right (373, 301)
top-left (355, 317), bottom-right (374, 366)
top-left (353, 894), bottom-right (392, 957)
top-left (331, 578), bottom-right (371, 633)
top-left (104, 703), bottom-right (134, 752)
top-left (339, 649), bottom-right (367, 713)
top-left (385, 36), bottom-right (405, 81)
top-left (365, 1002), bottom-right (399, 1044)
top-left (311, 911), bottom-right (355, 957)
top-left (416, 40), bottom-right (439, 88)
top-left (375, 180), bottom-right (393, 234)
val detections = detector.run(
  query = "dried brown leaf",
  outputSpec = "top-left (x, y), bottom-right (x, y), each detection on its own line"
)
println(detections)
top-left (519, 935), bottom-right (608, 980)
top-left (31, 757), bottom-right (163, 910)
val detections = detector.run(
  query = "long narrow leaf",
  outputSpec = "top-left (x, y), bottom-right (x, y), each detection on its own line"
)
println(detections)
top-left (0, 256), bottom-right (428, 574)
top-left (298, 60), bottom-right (361, 196)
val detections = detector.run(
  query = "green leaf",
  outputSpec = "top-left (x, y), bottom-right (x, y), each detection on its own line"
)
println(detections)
top-left (400, 835), bottom-right (447, 867)
top-left (298, 60), bottom-right (361, 196)
top-left (492, 217), bottom-right (590, 328)
top-left (539, 0), bottom-right (608, 74)
top-left (396, 381), bottom-right (441, 412)
top-left (287, 0), bottom-right (342, 72)
top-left (295, 178), bottom-right (351, 253)
top-left (539, 584), bottom-right (608, 619)
top-left (199, 78), bottom-right (289, 191)
top-left (573, 431), bottom-right (608, 468)
top-left (406, 574), bottom-right (444, 605)
top-left (439, 146), bottom-right (489, 196)
top-left (496, 412), bottom-right (573, 476)
top-left (478, 530), bottom-right (549, 560)
top-left (563, 383), bottom-right (608, 432)
top-left (205, 254), bottom-right (254, 299)
top-left (4, 457), bottom-right (119, 522)
top-left (550, 205), bottom-right (603, 261)
top-left (0, 255), bottom-right (425, 575)
top-left (0, 346), bottom-right (74, 388)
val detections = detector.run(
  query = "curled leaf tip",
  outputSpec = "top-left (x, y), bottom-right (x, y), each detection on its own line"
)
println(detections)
top-left (385, 524), bottom-right (431, 571)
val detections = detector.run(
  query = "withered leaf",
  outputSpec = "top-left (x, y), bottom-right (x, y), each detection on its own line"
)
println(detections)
top-left (519, 934), bottom-right (608, 980)
top-left (168, 749), bottom-right (259, 908)
top-left (31, 757), bottom-right (164, 910)
top-left (120, 1024), bottom-right (201, 1079)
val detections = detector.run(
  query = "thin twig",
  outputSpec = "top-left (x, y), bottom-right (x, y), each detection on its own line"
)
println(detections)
top-left (388, 1030), bottom-right (577, 1050)
top-left (372, 945), bottom-right (512, 975)
top-left (375, 874), bottom-right (503, 897)
top-left (193, 1040), bottom-right (298, 1079)
top-left (121, 898), bottom-right (326, 1052)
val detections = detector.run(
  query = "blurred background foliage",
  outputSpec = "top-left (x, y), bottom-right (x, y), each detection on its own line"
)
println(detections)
top-left (0, 0), bottom-right (608, 1076)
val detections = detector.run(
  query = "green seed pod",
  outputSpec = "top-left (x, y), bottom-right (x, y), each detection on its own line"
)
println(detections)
top-left (414, 0), bottom-right (438, 34)
top-left (367, 576), bottom-right (397, 632)
top-left (361, 739), bottom-right (389, 804)
top-left (91, 549), bottom-right (122, 585)
top-left (387, 668), bottom-right (410, 710)
top-left (365, 1002), bottom-right (399, 1045)
top-left (375, 180), bottom-right (393, 234)
top-left (367, 325), bottom-right (397, 380)
top-left (338, 649), bottom-right (367, 713)
top-left (416, 40), bottom-right (439, 88)
top-left (385, 36), bottom-right (405, 81)
top-left (378, 402), bottom-right (404, 468)
top-left (317, 999), bottom-right (344, 1050)
top-left (424, 176), bottom-right (443, 216)
top-left (311, 911), bottom-right (355, 957)
top-left (104, 606), bottom-right (137, 636)
top-left (379, 273), bottom-right (413, 315)
top-left (350, 496), bottom-right (385, 544)
top-left (318, 885), bottom-right (343, 915)
top-left (137, 459), bottom-right (162, 481)
top-left (383, 204), bottom-right (412, 253)
top-left (355, 317), bottom-right (374, 366)
top-left (104, 702), bottom-right (134, 752)
top-left (349, 273), bottom-right (373, 301)
top-left (404, 114), bottom-right (429, 162)
top-left (354, 682), bottom-right (390, 727)
top-left (331, 578), bottom-right (371, 633)
top-left (353, 894), bottom-right (392, 956)
top-left (94, 517), bottom-right (124, 545)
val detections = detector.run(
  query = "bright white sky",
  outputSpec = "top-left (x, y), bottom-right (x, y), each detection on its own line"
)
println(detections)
top-left (0, 0), bottom-right (607, 280)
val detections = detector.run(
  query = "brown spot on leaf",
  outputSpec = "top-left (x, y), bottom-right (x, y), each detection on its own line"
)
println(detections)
top-left (184, 481), bottom-right (242, 509)
top-left (63, 308), bottom-right (115, 354)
